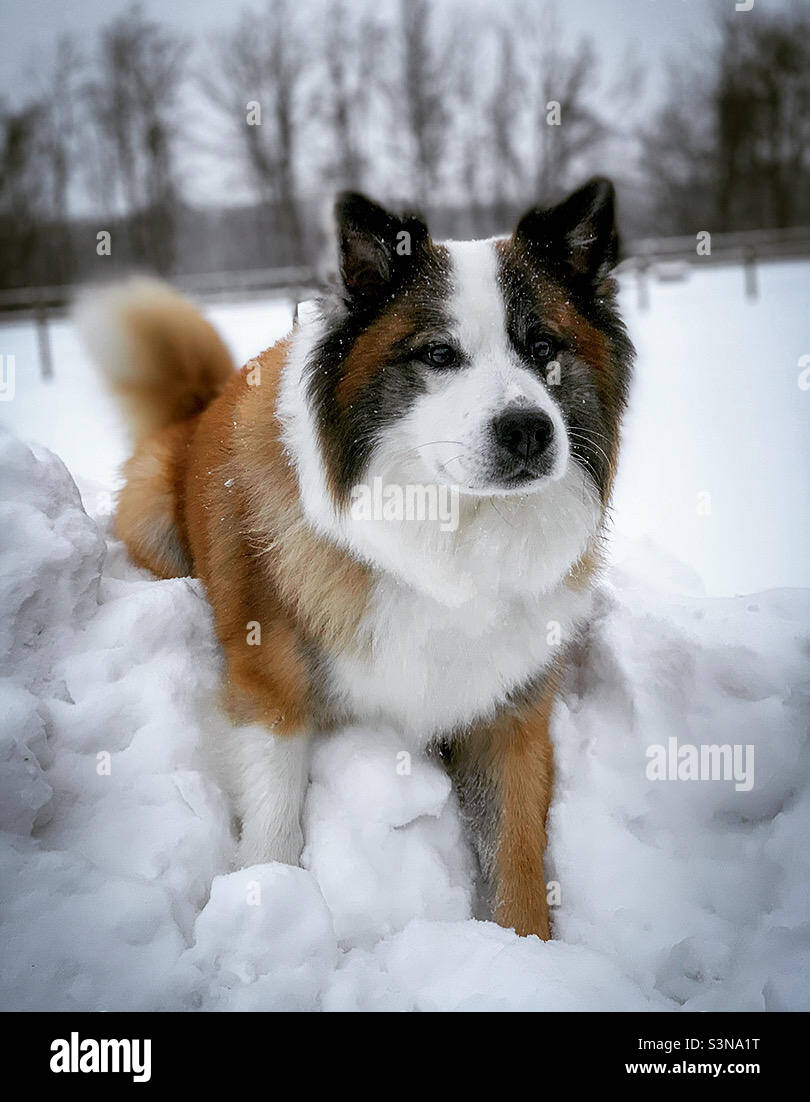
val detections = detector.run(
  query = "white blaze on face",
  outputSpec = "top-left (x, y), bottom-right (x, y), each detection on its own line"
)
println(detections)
top-left (398, 238), bottom-right (570, 494)
top-left (280, 239), bottom-right (601, 605)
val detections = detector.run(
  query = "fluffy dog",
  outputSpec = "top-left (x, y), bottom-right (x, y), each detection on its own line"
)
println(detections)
top-left (79, 178), bottom-right (633, 938)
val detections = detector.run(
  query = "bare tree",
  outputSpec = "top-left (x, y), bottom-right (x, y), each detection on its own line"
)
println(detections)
top-left (485, 22), bottom-right (526, 223)
top-left (522, 3), bottom-right (603, 203)
top-left (715, 7), bottom-right (810, 229)
top-left (41, 36), bottom-right (83, 283)
top-left (637, 64), bottom-right (715, 235)
top-left (313, 0), bottom-right (385, 192)
top-left (86, 6), bottom-right (188, 273)
top-left (201, 0), bottom-right (309, 263)
top-left (0, 36), bottom-right (84, 289)
top-left (639, 6), bottom-right (810, 234)
top-left (0, 103), bottom-right (49, 288)
top-left (393, 0), bottom-right (455, 201)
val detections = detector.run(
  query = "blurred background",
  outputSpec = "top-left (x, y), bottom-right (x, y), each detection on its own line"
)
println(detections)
top-left (1, 0), bottom-right (809, 288)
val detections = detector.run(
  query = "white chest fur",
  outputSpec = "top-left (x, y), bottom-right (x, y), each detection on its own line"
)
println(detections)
top-left (327, 572), bottom-right (593, 744)
top-left (313, 459), bottom-right (602, 745)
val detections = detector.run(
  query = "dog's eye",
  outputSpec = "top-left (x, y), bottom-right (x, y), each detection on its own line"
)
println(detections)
top-left (419, 343), bottom-right (458, 368)
top-left (529, 335), bottom-right (555, 361)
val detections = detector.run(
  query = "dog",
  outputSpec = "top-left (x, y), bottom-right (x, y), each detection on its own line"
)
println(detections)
top-left (78, 178), bottom-right (633, 939)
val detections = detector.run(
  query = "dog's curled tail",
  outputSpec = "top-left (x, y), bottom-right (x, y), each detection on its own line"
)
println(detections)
top-left (74, 277), bottom-right (235, 444)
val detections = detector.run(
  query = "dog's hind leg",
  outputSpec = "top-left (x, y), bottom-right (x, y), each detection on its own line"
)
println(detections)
top-left (441, 670), bottom-right (559, 939)
top-left (114, 422), bottom-right (194, 579)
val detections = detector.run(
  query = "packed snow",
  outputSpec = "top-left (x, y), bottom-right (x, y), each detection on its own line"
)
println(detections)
top-left (0, 262), bottom-right (808, 1011)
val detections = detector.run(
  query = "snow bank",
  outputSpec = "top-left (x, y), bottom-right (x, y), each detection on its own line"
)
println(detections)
top-left (0, 430), bottom-right (808, 1011)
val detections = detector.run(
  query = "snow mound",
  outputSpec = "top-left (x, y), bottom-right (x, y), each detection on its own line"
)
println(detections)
top-left (0, 431), bottom-right (808, 1011)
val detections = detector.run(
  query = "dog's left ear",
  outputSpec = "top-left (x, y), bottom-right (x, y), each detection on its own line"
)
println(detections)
top-left (515, 177), bottom-right (619, 292)
top-left (334, 192), bottom-right (430, 308)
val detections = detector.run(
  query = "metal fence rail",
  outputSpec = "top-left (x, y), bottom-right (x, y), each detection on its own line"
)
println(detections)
top-left (0, 266), bottom-right (317, 380)
top-left (2, 227), bottom-right (809, 379)
top-left (617, 225), bottom-right (810, 309)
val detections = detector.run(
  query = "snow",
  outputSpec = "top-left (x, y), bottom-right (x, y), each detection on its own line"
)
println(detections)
top-left (612, 258), bottom-right (810, 597)
top-left (0, 263), bottom-right (808, 1011)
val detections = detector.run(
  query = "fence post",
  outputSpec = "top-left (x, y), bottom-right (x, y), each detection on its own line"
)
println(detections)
top-left (35, 299), bottom-right (54, 381)
top-left (636, 257), bottom-right (650, 311)
top-left (743, 245), bottom-right (758, 300)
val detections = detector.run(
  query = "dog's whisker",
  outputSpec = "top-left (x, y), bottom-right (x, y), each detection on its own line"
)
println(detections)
top-left (392, 440), bottom-right (473, 465)
top-left (569, 432), bottom-right (611, 468)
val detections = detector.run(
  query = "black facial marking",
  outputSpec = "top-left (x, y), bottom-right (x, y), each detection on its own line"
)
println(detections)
top-left (306, 193), bottom-right (452, 506)
top-left (499, 178), bottom-right (634, 503)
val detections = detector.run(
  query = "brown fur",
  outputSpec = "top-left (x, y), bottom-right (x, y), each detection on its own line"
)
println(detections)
top-left (567, 541), bottom-right (604, 592)
top-left (108, 281), bottom-right (580, 939)
top-left (336, 311), bottom-right (414, 408)
top-left (490, 680), bottom-right (558, 939)
top-left (114, 420), bottom-right (194, 577)
top-left (116, 317), bottom-right (371, 738)
top-left (555, 305), bottom-right (623, 495)
top-left (445, 669), bottom-right (559, 939)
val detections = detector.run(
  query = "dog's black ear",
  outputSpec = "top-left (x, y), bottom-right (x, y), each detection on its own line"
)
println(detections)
top-left (334, 192), bottom-right (429, 307)
top-left (515, 178), bottom-right (618, 291)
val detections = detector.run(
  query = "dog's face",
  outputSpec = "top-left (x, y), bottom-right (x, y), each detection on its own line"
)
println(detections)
top-left (304, 180), bottom-right (632, 518)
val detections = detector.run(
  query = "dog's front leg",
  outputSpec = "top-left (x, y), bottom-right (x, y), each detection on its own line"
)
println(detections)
top-left (442, 673), bottom-right (558, 939)
top-left (229, 721), bottom-right (310, 868)
top-left (221, 664), bottom-right (311, 870)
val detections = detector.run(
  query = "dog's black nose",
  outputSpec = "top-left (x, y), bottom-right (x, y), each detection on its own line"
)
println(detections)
top-left (492, 408), bottom-right (554, 464)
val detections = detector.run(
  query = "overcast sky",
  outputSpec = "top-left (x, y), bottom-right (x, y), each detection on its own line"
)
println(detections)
top-left (0, 0), bottom-right (744, 103)
top-left (3, 0), bottom-right (801, 96)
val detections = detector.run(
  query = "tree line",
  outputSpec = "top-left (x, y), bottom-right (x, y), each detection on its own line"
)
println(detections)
top-left (1, 0), bottom-right (809, 291)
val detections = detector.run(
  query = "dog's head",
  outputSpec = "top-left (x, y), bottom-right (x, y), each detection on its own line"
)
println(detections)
top-left (282, 180), bottom-right (633, 592)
